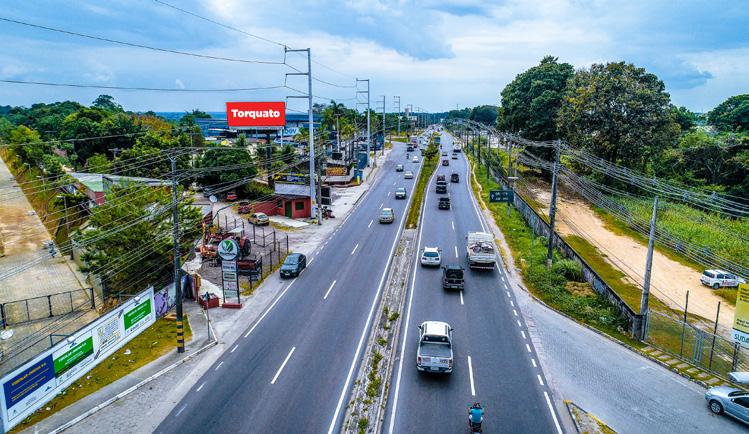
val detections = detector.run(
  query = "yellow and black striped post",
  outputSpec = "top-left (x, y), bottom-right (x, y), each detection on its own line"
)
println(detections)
top-left (171, 155), bottom-right (185, 353)
top-left (176, 318), bottom-right (185, 351)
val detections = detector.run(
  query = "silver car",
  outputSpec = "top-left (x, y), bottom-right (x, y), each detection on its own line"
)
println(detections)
top-left (379, 208), bottom-right (395, 224)
top-left (705, 386), bottom-right (749, 424)
top-left (404, 170), bottom-right (414, 179)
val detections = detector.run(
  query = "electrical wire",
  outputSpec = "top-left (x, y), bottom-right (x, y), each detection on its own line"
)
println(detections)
top-left (0, 78), bottom-right (287, 93)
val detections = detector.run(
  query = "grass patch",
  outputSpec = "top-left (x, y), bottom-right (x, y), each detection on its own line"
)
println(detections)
top-left (240, 253), bottom-right (287, 296)
top-left (13, 317), bottom-right (192, 432)
top-left (405, 140), bottom-right (439, 229)
top-left (714, 288), bottom-right (737, 307)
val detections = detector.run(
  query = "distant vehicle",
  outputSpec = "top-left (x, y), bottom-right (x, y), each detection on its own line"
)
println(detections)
top-left (379, 207), bottom-right (395, 223)
top-left (436, 179), bottom-right (447, 194)
top-left (453, 145), bottom-right (461, 153)
top-left (441, 151), bottom-right (448, 156)
top-left (451, 173), bottom-right (459, 183)
top-left (395, 187), bottom-right (407, 199)
top-left (442, 265), bottom-right (464, 290)
top-left (442, 159), bottom-right (449, 166)
top-left (436, 174), bottom-right (446, 182)
top-left (407, 145), bottom-right (414, 152)
top-left (466, 232), bottom-right (496, 270)
top-left (226, 191), bottom-right (238, 201)
top-left (412, 156), bottom-right (419, 163)
top-left (280, 253), bottom-right (306, 278)
top-left (451, 153), bottom-right (458, 160)
top-left (248, 212), bottom-right (270, 226)
top-left (416, 321), bottom-right (453, 374)
top-left (438, 196), bottom-right (450, 210)
top-left (238, 201), bottom-right (251, 214)
top-left (404, 171), bottom-right (414, 179)
top-left (420, 246), bottom-right (442, 266)
top-left (701, 270), bottom-right (745, 289)
top-left (396, 164), bottom-right (404, 172)
top-left (705, 386), bottom-right (749, 424)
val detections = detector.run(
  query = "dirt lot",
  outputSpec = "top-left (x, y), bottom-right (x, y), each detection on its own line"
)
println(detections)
top-left (525, 180), bottom-right (732, 333)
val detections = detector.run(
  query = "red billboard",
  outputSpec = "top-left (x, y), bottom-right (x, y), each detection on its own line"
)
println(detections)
top-left (226, 102), bottom-right (286, 127)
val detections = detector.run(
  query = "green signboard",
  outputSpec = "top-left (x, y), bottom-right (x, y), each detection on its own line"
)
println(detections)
top-left (53, 337), bottom-right (94, 377)
top-left (124, 299), bottom-right (152, 331)
top-left (489, 190), bottom-right (514, 203)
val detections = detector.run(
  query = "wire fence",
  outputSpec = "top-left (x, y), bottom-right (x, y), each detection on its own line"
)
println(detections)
top-left (0, 288), bottom-right (96, 329)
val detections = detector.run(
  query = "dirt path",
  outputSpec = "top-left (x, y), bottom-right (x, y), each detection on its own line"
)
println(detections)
top-left (525, 181), bottom-right (732, 334)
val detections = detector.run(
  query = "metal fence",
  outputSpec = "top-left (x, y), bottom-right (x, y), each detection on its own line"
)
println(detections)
top-left (0, 288), bottom-right (96, 329)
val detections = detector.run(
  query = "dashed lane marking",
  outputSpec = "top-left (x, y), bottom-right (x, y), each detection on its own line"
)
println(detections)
top-left (271, 347), bottom-right (296, 385)
top-left (324, 280), bottom-right (337, 300)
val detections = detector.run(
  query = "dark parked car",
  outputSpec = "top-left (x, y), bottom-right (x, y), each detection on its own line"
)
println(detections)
top-left (451, 173), bottom-right (459, 183)
top-left (280, 253), bottom-right (306, 278)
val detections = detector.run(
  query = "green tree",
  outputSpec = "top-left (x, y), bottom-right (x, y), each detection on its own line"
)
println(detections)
top-left (86, 153), bottom-right (113, 173)
top-left (557, 61), bottom-right (679, 170)
top-left (196, 145), bottom-right (257, 189)
top-left (708, 94), bottom-right (749, 132)
top-left (469, 105), bottom-right (498, 126)
top-left (92, 94), bottom-right (123, 112)
top-left (499, 56), bottom-right (574, 140)
top-left (670, 105), bottom-right (697, 132)
top-left (9, 125), bottom-right (48, 167)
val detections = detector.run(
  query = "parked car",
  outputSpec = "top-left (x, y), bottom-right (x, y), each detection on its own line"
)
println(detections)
top-left (442, 265), bottom-right (464, 290)
top-left (379, 207), bottom-right (395, 223)
top-left (226, 191), bottom-right (238, 201)
top-left (395, 187), bottom-right (407, 199)
top-left (416, 321), bottom-right (454, 374)
top-left (421, 246), bottom-right (442, 266)
top-left (442, 159), bottom-right (449, 166)
top-left (438, 196), bottom-right (450, 210)
top-left (280, 253), bottom-right (306, 278)
top-left (396, 164), bottom-right (404, 172)
top-left (404, 171), bottom-right (414, 179)
top-left (701, 270), bottom-right (745, 289)
top-left (238, 201), bottom-right (251, 214)
top-left (451, 173), bottom-right (459, 183)
top-left (248, 212), bottom-right (270, 226)
top-left (705, 386), bottom-right (749, 424)
top-left (412, 156), bottom-right (419, 163)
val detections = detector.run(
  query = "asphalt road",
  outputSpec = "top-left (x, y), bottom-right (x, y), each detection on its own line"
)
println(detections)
top-left (156, 141), bottom-right (423, 434)
top-left (384, 132), bottom-right (563, 434)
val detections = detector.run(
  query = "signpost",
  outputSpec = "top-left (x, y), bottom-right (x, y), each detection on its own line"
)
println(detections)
top-left (489, 190), bottom-right (514, 203)
top-left (218, 239), bottom-right (241, 307)
top-left (732, 283), bottom-right (749, 347)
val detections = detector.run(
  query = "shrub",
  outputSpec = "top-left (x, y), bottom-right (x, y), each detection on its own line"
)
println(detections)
top-left (552, 259), bottom-right (584, 282)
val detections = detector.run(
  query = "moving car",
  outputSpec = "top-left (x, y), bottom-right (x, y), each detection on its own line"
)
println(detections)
top-left (421, 246), bottom-right (441, 266)
top-left (379, 207), bottom-right (395, 223)
top-left (396, 164), bottom-right (404, 172)
top-left (701, 270), bottom-right (745, 289)
top-left (467, 232), bottom-right (497, 269)
top-left (705, 386), bottom-right (749, 424)
top-left (416, 321), bottom-right (454, 374)
top-left (451, 152), bottom-right (458, 160)
top-left (442, 265), bottom-right (464, 290)
top-left (442, 159), bottom-right (449, 166)
top-left (404, 170), bottom-right (414, 179)
top-left (280, 253), bottom-right (306, 278)
top-left (451, 173), bottom-right (459, 183)
top-left (436, 179), bottom-right (447, 194)
top-left (441, 151), bottom-right (448, 156)
top-left (248, 212), bottom-right (270, 226)
top-left (407, 145), bottom-right (414, 152)
top-left (412, 156), bottom-right (419, 163)
top-left (395, 187), bottom-right (407, 200)
top-left (438, 196), bottom-right (450, 210)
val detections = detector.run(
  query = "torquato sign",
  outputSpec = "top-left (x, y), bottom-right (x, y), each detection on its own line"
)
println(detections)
top-left (226, 102), bottom-right (286, 127)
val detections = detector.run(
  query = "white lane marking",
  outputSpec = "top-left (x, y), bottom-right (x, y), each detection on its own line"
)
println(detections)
top-left (467, 356), bottom-right (476, 396)
top-left (244, 279), bottom-right (297, 338)
top-left (380, 202), bottom-right (384, 209)
top-left (231, 345), bottom-right (239, 353)
top-left (545, 391), bottom-right (564, 434)
top-left (500, 275), bottom-right (505, 281)
top-left (513, 309), bottom-right (518, 317)
top-left (531, 358), bottom-right (537, 368)
top-left (175, 404), bottom-right (187, 417)
top-left (271, 347), bottom-right (296, 385)
top-left (331, 159), bottom-right (425, 434)
top-left (387, 191), bottom-right (391, 197)
top-left (538, 374), bottom-right (545, 386)
top-left (510, 300), bottom-right (514, 307)
top-left (521, 331), bottom-right (527, 339)
top-left (215, 361), bottom-right (224, 371)
top-left (506, 291), bottom-right (511, 297)
top-left (517, 320), bottom-right (522, 327)
top-left (368, 219), bottom-right (373, 228)
top-left (308, 258), bottom-right (315, 266)
top-left (324, 280), bottom-right (337, 300)
top-left (451, 220), bottom-right (455, 231)
top-left (503, 283), bottom-right (509, 290)
top-left (526, 344), bottom-right (532, 353)
top-left (460, 290), bottom-right (464, 305)
top-left (196, 381), bottom-right (206, 392)
top-left (454, 246), bottom-right (458, 258)
top-left (351, 244), bottom-right (359, 255)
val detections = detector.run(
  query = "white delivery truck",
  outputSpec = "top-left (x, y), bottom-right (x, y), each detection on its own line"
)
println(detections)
top-left (466, 232), bottom-right (497, 270)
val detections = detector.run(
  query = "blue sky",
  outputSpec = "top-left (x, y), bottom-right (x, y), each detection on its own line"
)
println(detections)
top-left (0, 0), bottom-right (747, 113)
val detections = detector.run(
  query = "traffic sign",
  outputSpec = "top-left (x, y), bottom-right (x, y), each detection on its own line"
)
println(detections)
top-left (489, 190), bottom-right (514, 203)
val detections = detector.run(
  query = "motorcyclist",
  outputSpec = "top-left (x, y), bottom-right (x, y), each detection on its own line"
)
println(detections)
top-left (468, 402), bottom-right (484, 432)
top-left (406, 152), bottom-right (410, 159)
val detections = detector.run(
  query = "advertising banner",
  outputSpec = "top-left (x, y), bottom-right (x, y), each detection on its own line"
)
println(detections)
top-left (0, 287), bottom-right (156, 431)
top-left (732, 284), bottom-right (749, 347)
top-left (226, 102), bottom-right (286, 128)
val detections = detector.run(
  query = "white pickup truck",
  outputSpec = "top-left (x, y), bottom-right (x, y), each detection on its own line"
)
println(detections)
top-left (416, 321), bottom-right (454, 374)
top-left (466, 232), bottom-right (497, 269)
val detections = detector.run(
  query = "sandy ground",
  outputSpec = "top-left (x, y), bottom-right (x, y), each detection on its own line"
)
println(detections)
top-left (525, 180), bottom-right (732, 334)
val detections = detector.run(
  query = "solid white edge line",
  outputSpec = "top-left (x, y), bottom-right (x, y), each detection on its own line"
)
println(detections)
top-left (517, 320), bottom-right (522, 327)
top-left (467, 355), bottom-right (476, 396)
top-left (368, 219), bottom-right (373, 228)
top-left (324, 280), bottom-right (337, 300)
top-left (175, 404), bottom-right (187, 417)
top-left (244, 279), bottom-right (296, 338)
top-left (526, 344), bottom-right (532, 353)
top-left (329, 157), bottom-right (423, 434)
top-left (460, 290), bottom-right (464, 305)
top-left (271, 347), bottom-right (296, 385)
top-left (521, 331), bottom-right (526, 339)
top-left (513, 309), bottom-right (518, 317)
top-left (544, 391), bottom-right (564, 434)
top-left (510, 300), bottom-right (514, 307)
top-left (214, 361), bottom-right (224, 371)
top-left (351, 243), bottom-right (359, 255)
top-left (537, 374), bottom-right (544, 386)
top-left (454, 245), bottom-right (458, 258)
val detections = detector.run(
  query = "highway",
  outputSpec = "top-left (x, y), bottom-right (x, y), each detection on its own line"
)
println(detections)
top-left (384, 132), bottom-right (563, 433)
top-left (156, 140), bottom-right (422, 434)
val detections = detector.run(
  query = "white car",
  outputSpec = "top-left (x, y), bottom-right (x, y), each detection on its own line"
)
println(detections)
top-left (404, 170), bottom-right (414, 179)
top-left (701, 270), bottom-right (745, 289)
top-left (420, 247), bottom-right (441, 266)
top-left (412, 156), bottom-right (419, 163)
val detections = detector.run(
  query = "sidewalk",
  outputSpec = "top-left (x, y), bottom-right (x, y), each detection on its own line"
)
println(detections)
top-left (24, 150), bottom-right (391, 434)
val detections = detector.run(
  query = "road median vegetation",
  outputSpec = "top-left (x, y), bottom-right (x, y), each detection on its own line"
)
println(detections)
top-left (405, 139), bottom-right (439, 229)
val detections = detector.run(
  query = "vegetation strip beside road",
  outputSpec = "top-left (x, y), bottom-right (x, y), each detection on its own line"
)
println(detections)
top-left (405, 138), bottom-right (439, 229)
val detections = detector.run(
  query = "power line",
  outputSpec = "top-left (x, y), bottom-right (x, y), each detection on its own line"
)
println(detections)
top-left (0, 78), bottom-right (286, 93)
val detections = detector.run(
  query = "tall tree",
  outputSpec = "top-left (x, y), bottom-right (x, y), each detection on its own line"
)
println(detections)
top-left (92, 94), bottom-right (123, 112)
top-left (708, 94), bottom-right (749, 132)
top-left (557, 61), bottom-right (679, 171)
top-left (469, 105), bottom-right (499, 126)
top-left (670, 105), bottom-right (697, 132)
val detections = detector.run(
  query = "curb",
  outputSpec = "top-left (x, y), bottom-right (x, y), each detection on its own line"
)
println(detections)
top-left (49, 338), bottom-right (218, 433)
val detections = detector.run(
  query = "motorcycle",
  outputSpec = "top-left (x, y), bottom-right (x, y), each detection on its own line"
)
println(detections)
top-left (468, 403), bottom-right (484, 433)
top-left (322, 206), bottom-right (335, 219)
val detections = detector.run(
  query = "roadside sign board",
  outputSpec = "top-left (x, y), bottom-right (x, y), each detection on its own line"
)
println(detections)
top-left (219, 239), bottom-right (240, 304)
top-left (489, 190), bottom-right (514, 203)
top-left (226, 102), bottom-right (285, 128)
top-left (218, 239), bottom-right (239, 261)
top-left (732, 284), bottom-right (749, 347)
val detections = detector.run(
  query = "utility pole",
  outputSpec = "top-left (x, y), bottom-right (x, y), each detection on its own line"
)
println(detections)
top-left (286, 47), bottom-right (321, 225)
top-left (639, 195), bottom-right (659, 339)
top-left (356, 79), bottom-right (371, 167)
top-left (377, 95), bottom-right (386, 156)
top-left (507, 139), bottom-right (513, 217)
top-left (546, 141), bottom-right (561, 268)
top-left (170, 155), bottom-right (184, 353)
top-left (394, 96), bottom-right (401, 136)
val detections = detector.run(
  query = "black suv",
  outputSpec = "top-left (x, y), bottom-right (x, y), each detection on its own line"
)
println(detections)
top-left (438, 196), bottom-right (450, 210)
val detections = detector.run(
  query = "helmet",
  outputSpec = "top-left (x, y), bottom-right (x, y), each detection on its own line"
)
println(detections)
top-left (472, 402), bottom-right (482, 408)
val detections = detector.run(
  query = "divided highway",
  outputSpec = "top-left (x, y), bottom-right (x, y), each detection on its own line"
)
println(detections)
top-left (384, 132), bottom-right (563, 433)
top-left (156, 143), bottom-right (421, 434)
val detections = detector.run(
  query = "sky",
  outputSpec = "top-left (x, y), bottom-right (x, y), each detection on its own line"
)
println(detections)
top-left (0, 0), bottom-right (747, 114)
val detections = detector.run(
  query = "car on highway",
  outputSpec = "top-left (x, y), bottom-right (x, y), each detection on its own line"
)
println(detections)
top-left (701, 269), bottom-right (745, 289)
top-left (248, 212), bottom-right (270, 226)
top-left (396, 164), bottom-right (404, 172)
top-left (436, 179), bottom-right (447, 194)
top-left (442, 159), bottom-right (449, 166)
top-left (407, 145), bottom-right (414, 152)
top-left (395, 187), bottom-right (407, 199)
top-left (379, 207), bottom-right (395, 223)
top-left (404, 170), bottom-right (414, 179)
top-left (451, 152), bottom-right (458, 160)
top-left (280, 253), bottom-right (307, 278)
top-left (416, 321), bottom-right (454, 374)
top-left (412, 156), bottom-right (419, 163)
top-left (451, 173), bottom-right (459, 183)
top-left (438, 196), bottom-right (450, 210)
top-left (441, 151), bottom-right (448, 156)
top-left (442, 265), bottom-right (464, 290)
top-left (705, 385), bottom-right (749, 424)
top-left (420, 246), bottom-right (442, 266)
